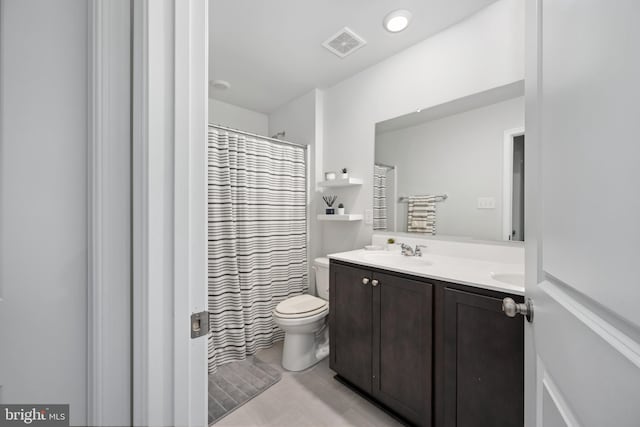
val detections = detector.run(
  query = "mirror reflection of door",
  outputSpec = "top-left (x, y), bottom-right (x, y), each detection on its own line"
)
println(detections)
top-left (511, 135), bottom-right (525, 241)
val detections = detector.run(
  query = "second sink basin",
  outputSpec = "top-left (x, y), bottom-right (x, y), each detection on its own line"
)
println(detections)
top-left (490, 272), bottom-right (524, 287)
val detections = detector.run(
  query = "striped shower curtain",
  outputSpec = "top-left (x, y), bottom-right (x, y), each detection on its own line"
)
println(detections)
top-left (207, 126), bottom-right (308, 373)
top-left (373, 165), bottom-right (388, 230)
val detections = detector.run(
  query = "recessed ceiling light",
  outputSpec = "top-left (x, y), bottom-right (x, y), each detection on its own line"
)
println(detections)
top-left (383, 9), bottom-right (412, 33)
top-left (211, 79), bottom-right (231, 90)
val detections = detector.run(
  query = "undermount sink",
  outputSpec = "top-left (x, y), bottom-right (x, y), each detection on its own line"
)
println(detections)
top-left (360, 252), bottom-right (395, 263)
top-left (361, 251), bottom-right (433, 267)
top-left (490, 272), bottom-right (524, 287)
top-left (401, 256), bottom-right (433, 266)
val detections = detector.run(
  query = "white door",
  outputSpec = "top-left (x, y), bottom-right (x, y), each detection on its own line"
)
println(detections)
top-left (0, 1), bottom-right (89, 425)
top-left (525, 1), bottom-right (640, 426)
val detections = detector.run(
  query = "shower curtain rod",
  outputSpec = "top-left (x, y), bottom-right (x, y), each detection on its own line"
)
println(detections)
top-left (209, 123), bottom-right (308, 150)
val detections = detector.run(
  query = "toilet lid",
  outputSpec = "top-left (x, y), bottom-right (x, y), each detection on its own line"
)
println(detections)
top-left (275, 295), bottom-right (328, 318)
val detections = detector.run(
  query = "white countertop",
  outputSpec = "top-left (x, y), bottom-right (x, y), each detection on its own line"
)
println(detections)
top-left (328, 249), bottom-right (525, 296)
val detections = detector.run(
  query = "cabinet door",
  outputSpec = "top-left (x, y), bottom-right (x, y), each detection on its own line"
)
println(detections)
top-left (372, 271), bottom-right (433, 427)
top-left (329, 263), bottom-right (373, 393)
top-left (443, 288), bottom-right (524, 427)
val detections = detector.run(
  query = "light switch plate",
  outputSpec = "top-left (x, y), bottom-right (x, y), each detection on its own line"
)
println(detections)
top-left (364, 209), bottom-right (373, 225)
top-left (477, 197), bottom-right (496, 209)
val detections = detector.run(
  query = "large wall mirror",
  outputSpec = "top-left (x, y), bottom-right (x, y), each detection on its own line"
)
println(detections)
top-left (374, 82), bottom-right (525, 242)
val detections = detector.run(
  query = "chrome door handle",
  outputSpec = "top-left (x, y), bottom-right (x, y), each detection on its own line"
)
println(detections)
top-left (371, 279), bottom-right (379, 287)
top-left (362, 277), bottom-right (370, 285)
top-left (502, 297), bottom-right (533, 323)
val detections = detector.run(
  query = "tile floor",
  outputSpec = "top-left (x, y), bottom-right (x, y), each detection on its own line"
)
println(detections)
top-left (213, 341), bottom-right (404, 426)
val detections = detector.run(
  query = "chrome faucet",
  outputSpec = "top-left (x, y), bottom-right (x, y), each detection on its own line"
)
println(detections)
top-left (401, 243), bottom-right (428, 257)
top-left (414, 245), bottom-right (428, 257)
top-left (400, 243), bottom-right (414, 256)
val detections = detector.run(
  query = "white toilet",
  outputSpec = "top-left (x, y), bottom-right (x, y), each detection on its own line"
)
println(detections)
top-left (273, 257), bottom-right (330, 371)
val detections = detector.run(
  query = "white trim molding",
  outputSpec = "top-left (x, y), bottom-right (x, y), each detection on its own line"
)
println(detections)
top-left (173, 0), bottom-right (209, 426)
top-left (540, 280), bottom-right (640, 370)
top-left (502, 127), bottom-right (525, 241)
top-left (536, 357), bottom-right (581, 427)
top-left (88, 1), bottom-right (132, 426)
top-left (133, 1), bottom-right (208, 425)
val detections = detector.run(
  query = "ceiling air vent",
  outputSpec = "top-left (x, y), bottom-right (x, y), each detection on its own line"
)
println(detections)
top-left (322, 27), bottom-right (367, 58)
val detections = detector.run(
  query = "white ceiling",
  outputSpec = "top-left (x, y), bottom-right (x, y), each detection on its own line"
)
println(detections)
top-left (209, 0), bottom-right (497, 114)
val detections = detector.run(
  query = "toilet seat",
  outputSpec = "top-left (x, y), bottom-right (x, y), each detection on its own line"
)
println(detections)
top-left (274, 294), bottom-right (328, 319)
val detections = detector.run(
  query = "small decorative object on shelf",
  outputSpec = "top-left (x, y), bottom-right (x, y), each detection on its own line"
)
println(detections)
top-left (337, 203), bottom-right (345, 215)
top-left (341, 167), bottom-right (348, 179)
top-left (323, 195), bottom-right (338, 214)
top-left (324, 171), bottom-right (336, 181)
top-left (387, 238), bottom-right (395, 244)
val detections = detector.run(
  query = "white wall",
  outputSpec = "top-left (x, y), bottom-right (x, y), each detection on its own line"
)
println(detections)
top-left (268, 89), bottom-right (325, 294)
top-left (322, 0), bottom-right (524, 254)
top-left (0, 1), bottom-right (89, 424)
top-left (209, 98), bottom-right (268, 136)
top-left (376, 97), bottom-right (524, 240)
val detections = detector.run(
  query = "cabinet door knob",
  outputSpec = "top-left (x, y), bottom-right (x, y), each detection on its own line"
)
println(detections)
top-left (362, 277), bottom-right (370, 285)
top-left (371, 279), bottom-right (379, 287)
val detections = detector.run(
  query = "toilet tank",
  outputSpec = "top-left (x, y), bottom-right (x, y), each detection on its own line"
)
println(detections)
top-left (313, 257), bottom-right (330, 301)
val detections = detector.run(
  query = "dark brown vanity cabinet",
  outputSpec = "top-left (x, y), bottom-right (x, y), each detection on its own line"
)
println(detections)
top-left (439, 287), bottom-right (524, 427)
top-left (330, 260), bottom-right (524, 427)
top-left (330, 262), bottom-right (374, 393)
top-left (330, 262), bottom-right (433, 427)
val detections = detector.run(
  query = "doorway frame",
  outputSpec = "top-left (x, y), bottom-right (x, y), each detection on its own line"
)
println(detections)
top-left (502, 127), bottom-right (525, 241)
top-left (131, 1), bottom-right (209, 426)
top-left (88, 1), bottom-right (132, 425)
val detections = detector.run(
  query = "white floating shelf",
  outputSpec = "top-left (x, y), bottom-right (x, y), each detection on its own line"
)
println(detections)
top-left (317, 214), bottom-right (363, 222)
top-left (318, 177), bottom-right (363, 188)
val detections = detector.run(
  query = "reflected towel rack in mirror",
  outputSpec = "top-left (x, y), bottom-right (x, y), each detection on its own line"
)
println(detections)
top-left (398, 194), bottom-right (448, 203)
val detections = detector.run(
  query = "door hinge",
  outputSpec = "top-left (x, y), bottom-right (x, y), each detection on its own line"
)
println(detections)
top-left (191, 311), bottom-right (210, 338)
